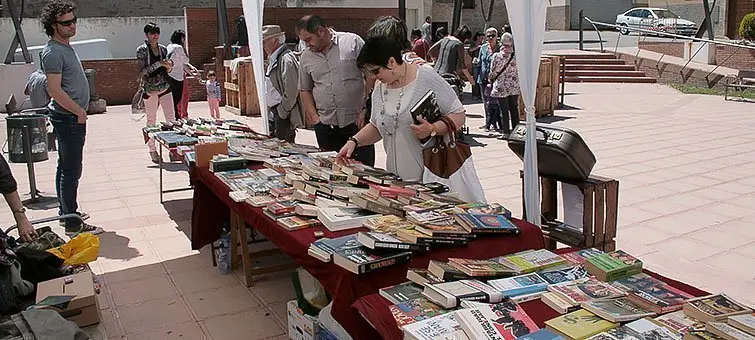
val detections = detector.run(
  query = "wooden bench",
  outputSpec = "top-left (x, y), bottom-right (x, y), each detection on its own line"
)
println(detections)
top-left (520, 171), bottom-right (619, 251)
top-left (724, 69), bottom-right (755, 101)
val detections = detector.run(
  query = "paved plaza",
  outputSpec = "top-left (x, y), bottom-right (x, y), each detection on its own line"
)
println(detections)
top-left (0, 82), bottom-right (753, 339)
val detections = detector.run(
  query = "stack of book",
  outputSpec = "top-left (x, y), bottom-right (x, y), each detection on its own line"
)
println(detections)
top-left (316, 207), bottom-right (379, 232)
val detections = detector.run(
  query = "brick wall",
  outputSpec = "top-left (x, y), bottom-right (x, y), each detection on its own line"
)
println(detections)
top-left (727, 0), bottom-right (755, 38)
top-left (81, 58), bottom-right (206, 106)
top-left (6, 0), bottom-right (243, 17)
top-left (185, 7), bottom-right (398, 67)
top-left (639, 41), bottom-right (755, 70)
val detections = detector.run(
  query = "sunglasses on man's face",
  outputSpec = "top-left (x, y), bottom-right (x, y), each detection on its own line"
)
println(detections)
top-left (57, 17), bottom-right (77, 27)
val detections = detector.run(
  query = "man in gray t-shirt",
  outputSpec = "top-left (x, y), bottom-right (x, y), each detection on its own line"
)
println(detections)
top-left (25, 69), bottom-right (50, 109)
top-left (38, 0), bottom-right (102, 235)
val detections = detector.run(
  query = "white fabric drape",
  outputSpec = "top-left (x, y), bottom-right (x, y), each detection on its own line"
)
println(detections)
top-left (504, 0), bottom-right (548, 225)
top-left (241, 0), bottom-right (269, 134)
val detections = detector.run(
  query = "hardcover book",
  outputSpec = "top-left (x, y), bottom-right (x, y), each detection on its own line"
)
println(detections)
top-left (448, 258), bottom-right (518, 278)
top-left (379, 282), bottom-right (424, 304)
top-left (683, 294), bottom-right (752, 322)
top-left (545, 309), bottom-right (618, 340)
top-left (580, 297), bottom-right (656, 322)
top-left (389, 297), bottom-right (449, 327)
top-left (455, 301), bottom-right (539, 340)
top-left (487, 273), bottom-right (549, 298)
top-left (584, 250), bottom-right (643, 282)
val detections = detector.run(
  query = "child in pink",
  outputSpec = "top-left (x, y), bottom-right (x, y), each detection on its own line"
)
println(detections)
top-left (200, 70), bottom-right (222, 119)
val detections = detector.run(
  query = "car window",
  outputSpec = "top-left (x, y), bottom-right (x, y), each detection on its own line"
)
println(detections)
top-left (625, 9), bottom-right (641, 17)
top-left (640, 9), bottom-right (653, 18)
top-left (654, 10), bottom-right (679, 19)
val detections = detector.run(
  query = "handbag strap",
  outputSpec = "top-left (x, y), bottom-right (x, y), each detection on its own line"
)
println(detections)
top-left (490, 53), bottom-right (514, 85)
top-left (439, 116), bottom-right (458, 144)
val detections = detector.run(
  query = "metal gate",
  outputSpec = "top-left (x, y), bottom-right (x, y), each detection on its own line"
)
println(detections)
top-left (570, 0), bottom-right (635, 29)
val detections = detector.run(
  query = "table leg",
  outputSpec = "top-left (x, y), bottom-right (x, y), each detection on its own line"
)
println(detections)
top-left (159, 144), bottom-right (164, 203)
top-left (229, 214), bottom-right (239, 270)
top-left (233, 212), bottom-right (254, 287)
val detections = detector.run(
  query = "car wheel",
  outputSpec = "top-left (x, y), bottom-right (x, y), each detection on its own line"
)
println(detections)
top-left (620, 23), bottom-right (630, 35)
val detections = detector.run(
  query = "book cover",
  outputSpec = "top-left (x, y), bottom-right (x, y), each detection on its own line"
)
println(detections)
top-left (728, 314), bottom-right (755, 335)
top-left (488, 273), bottom-right (549, 298)
top-left (684, 330), bottom-right (727, 340)
top-left (246, 195), bottom-right (276, 207)
top-left (332, 246), bottom-right (412, 274)
top-left (589, 318), bottom-right (678, 340)
top-left (415, 223), bottom-right (471, 238)
top-left (266, 201), bottom-right (297, 215)
top-left (585, 250), bottom-right (643, 281)
top-left (401, 312), bottom-right (469, 340)
top-left (407, 210), bottom-right (454, 225)
top-left (428, 260), bottom-right (471, 281)
top-left (628, 281), bottom-right (694, 313)
top-left (537, 266), bottom-right (590, 285)
top-left (684, 294), bottom-right (752, 322)
top-left (611, 273), bottom-right (667, 293)
top-left (560, 248), bottom-right (605, 266)
top-left (494, 249), bottom-right (567, 274)
top-left (516, 329), bottom-right (565, 340)
top-left (277, 216), bottom-right (320, 230)
top-left (541, 292), bottom-right (579, 314)
top-left (404, 200), bottom-right (453, 213)
top-left (581, 297), bottom-right (656, 322)
top-left (455, 301), bottom-right (539, 340)
top-left (548, 278), bottom-right (626, 305)
top-left (389, 297), bottom-right (448, 327)
top-left (545, 309), bottom-right (618, 340)
top-left (380, 282), bottom-right (424, 304)
top-left (706, 322), bottom-right (755, 340)
top-left (654, 310), bottom-right (705, 337)
top-left (448, 258), bottom-right (518, 278)
top-left (396, 228), bottom-right (469, 247)
top-left (423, 280), bottom-right (503, 308)
top-left (357, 232), bottom-right (431, 252)
top-left (464, 213), bottom-right (520, 234)
top-left (363, 215), bottom-right (416, 234)
top-left (311, 234), bottom-right (360, 255)
top-left (407, 269), bottom-right (444, 286)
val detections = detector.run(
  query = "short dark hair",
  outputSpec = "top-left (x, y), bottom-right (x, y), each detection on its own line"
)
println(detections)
top-left (455, 25), bottom-right (471, 41)
top-left (296, 15), bottom-right (326, 34)
top-left (357, 36), bottom-right (404, 69)
top-left (436, 26), bottom-right (448, 40)
top-left (144, 22), bottom-right (160, 35)
top-left (425, 16), bottom-right (432, 22)
top-left (170, 30), bottom-right (185, 45)
top-left (473, 32), bottom-right (485, 40)
top-left (367, 16), bottom-right (411, 53)
top-left (207, 70), bottom-right (216, 77)
top-left (40, 0), bottom-right (76, 37)
top-left (410, 28), bottom-right (422, 40)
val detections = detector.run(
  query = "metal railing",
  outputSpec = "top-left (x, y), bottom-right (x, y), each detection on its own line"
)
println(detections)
top-left (578, 16), bottom-right (755, 78)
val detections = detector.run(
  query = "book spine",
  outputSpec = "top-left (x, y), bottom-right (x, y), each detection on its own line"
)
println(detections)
top-left (358, 253), bottom-right (412, 274)
top-left (471, 228), bottom-right (521, 235)
top-left (374, 241), bottom-right (430, 252)
top-left (416, 237), bottom-right (468, 246)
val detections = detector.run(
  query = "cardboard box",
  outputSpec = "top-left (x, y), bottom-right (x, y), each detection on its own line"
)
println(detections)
top-left (36, 271), bottom-right (100, 327)
top-left (287, 300), bottom-right (317, 340)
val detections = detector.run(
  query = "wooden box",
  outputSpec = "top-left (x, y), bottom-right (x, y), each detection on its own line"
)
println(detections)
top-left (517, 55), bottom-right (561, 119)
top-left (223, 59), bottom-right (261, 117)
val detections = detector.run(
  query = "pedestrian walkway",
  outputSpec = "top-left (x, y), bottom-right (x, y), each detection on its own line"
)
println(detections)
top-left (0, 82), bottom-right (753, 339)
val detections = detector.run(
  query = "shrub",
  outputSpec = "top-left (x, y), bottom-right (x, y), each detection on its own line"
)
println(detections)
top-left (740, 12), bottom-right (755, 41)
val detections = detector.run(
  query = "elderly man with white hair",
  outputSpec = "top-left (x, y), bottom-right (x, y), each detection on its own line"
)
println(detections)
top-left (263, 25), bottom-right (304, 143)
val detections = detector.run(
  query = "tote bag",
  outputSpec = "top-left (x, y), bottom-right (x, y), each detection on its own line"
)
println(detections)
top-left (422, 116), bottom-right (486, 203)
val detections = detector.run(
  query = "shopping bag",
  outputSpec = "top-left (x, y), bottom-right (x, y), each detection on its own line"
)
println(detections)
top-left (422, 116), bottom-right (487, 203)
top-left (47, 234), bottom-right (100, 266)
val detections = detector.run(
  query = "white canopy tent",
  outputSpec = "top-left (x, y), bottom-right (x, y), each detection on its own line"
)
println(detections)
top-left (240, 0), bottom-right (546, 224)
top-left (241, 0), bottom-right (269, 135)
top-left (504, 0), bottom-right (547, 225)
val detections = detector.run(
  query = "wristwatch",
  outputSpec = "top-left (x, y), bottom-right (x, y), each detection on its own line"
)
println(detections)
top-left (430, 123), bottom-right (438, 137)
top-left (12, 207), bottom-right (26, 215)
top-left (348, 136), bottom-right (360, 147)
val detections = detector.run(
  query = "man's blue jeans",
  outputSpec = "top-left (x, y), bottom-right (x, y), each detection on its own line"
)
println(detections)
top-left (48, 113), bottom-right (86, 229)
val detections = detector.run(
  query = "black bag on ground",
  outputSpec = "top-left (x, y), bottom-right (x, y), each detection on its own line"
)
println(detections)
top-left (507, 123), bottom-right (596, 181)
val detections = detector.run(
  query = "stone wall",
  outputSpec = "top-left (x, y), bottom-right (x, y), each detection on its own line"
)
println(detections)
top-left (638, 40), bottom-right (755, 70)
top-left (547, 5), bottom-right (570, 31)
top-left (614, 51), bottom-right (729, 89)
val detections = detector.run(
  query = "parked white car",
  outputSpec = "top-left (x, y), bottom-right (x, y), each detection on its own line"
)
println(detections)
top-left (615, 8), bottom-right (697, 36)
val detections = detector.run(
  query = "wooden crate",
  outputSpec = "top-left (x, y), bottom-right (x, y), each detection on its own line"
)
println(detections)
top-left (517, 55), bottom-right (561, 119)
top-left (520, 171), bottom-right (619, 252)
top-left (223, 59), bottom-right (261, 117)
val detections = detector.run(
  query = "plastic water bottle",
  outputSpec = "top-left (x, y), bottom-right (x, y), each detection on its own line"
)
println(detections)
top-left (217, 227), bottom-right (231, 274)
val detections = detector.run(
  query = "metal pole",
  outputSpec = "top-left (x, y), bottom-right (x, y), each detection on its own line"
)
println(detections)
top-left (398, 0), bottom-right (406, 26)
top-left (216, 0), bottom-right (231, 59)
top-left (451, 0), bottom-right (463, 34)
top-left (579, 9), bottom-right (584, 51)
top-left (22, 125), bottom-right (38, 201)
top-left (702, 0), bottom-right (715, 41)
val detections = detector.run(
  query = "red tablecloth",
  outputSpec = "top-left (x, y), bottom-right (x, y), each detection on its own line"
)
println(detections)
top-left (352, 264), bottom-right (711, 340)
top-left (190, 166), bottom-right (547, 339)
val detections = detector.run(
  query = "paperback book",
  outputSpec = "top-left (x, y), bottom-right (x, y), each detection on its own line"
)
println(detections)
top-left (396, 228), bottom-right (469, 247)
top-left (560, 248), bottom-right (605, 266)
top-left (455, 213), bottom-right (520, 235)
top-left (705, 321), bottom-right (755, 340)
top-left (541, 292), bottom-right (580, 314)
top-left (407, 269), bottom-right (444, 287)
top-left (380, 282), bottom-right (424, 304)
top-left (357, 232), bottom-right (431, 252)
top-left (516, 329), bottom-right (566, 340)
top-left (728, 314), bottom-right (755, 335)
top-left (332, 246), bottom-right (412, 275)
top-left (455, 301), bottom-right (539, 340)
top-left (448, 258), bottom-right (518, 278)
top-left (545, 309), bottom-right (618, 340)
top-left (389, 297), bottom-right (449, 327)
top-left (547, 278), bottom-right (626, 306)
top-left (627, 280), bottom-right (694, 314)
top-left (493, 249), bottom-right (567, 274)
top-left (537, 266), bottom-right (590, 285)
top-left (654, 310), bottom-right (705, 338)
top-left (683, 294), bottom-right (752, 322)
top-left (317, 207), bottom-right (379, 232)
top-left (428, 260), bottom-right (472, 281)
top-left (487, 273), bottom-right (549, 298)
top-left (587, 318), bottom-right (679, 340)
top-left (584, 250), bottom-right (643, 282)
top-left (580, 297), bottom-right (657, 322)
top-left (423, 280), bottom-right (504, 308)
top-left (401, 312), bottom-right (469, 340)
top-left (362, 215), bottom-right (416, 234)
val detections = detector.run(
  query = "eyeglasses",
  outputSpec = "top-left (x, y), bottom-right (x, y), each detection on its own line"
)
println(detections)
top-left (486, 35), bottom-right (497, 39)
top-left (57, 17), bottom-right (77, 27)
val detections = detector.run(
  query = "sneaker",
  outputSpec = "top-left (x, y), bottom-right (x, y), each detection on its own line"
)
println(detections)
top-left (150, 151), bottom-right (161, 164)
top-left (65, 222), bottom-right (104, 236)
top-left (59, 212), bottom-right (90, 226)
